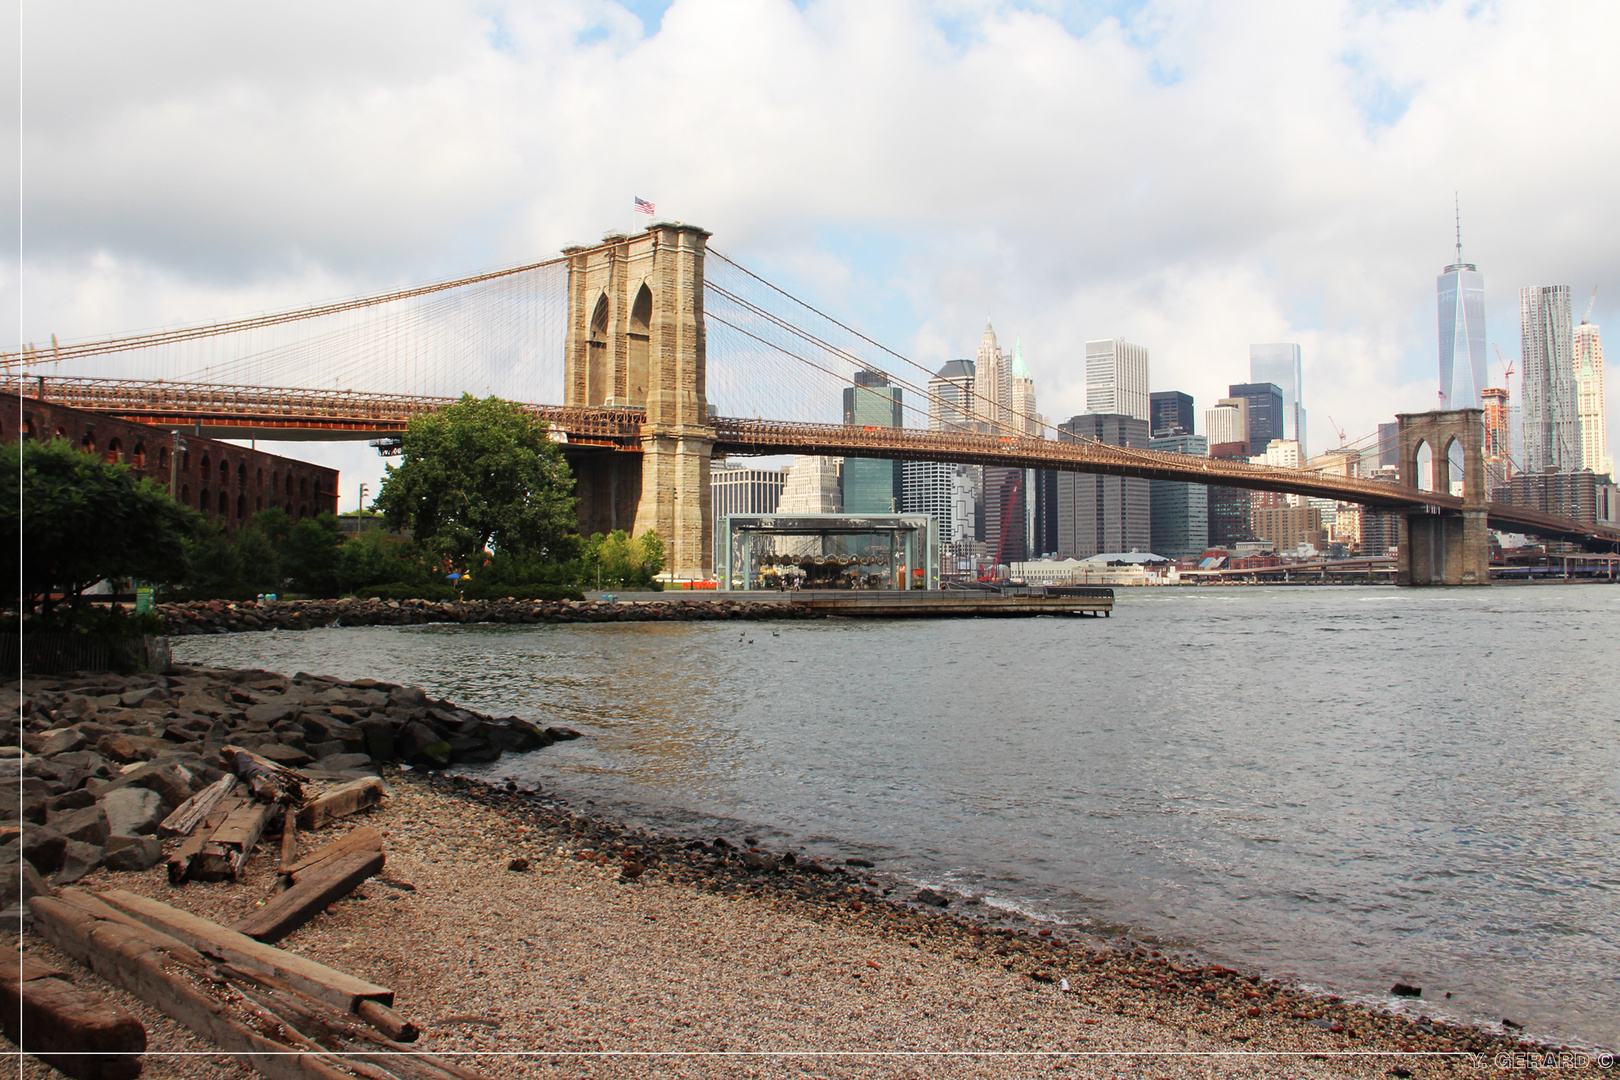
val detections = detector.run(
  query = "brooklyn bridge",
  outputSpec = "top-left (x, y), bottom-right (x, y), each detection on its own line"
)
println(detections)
top-left (9, 224), bottom-right (1617, 585)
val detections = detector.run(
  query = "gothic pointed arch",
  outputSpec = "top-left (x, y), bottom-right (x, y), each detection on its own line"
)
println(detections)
top-left (1414, 439), bottom-right (1435, 492)
top-left (627, 282), bottom-right (652, 406)
top-left (587, 292), bottom-right (611, 406)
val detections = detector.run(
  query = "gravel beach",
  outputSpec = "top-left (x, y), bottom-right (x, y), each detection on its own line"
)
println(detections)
top-left (11, 764), bottom-right (1603, 1080)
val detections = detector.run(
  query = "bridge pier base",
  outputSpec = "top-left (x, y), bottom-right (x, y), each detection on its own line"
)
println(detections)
top-left (567, 449), bottom-right (643, 538)
top-left (1394, 409), bottom-right (1490, 586)
top-left (633, 429), bottom-right (713, 581)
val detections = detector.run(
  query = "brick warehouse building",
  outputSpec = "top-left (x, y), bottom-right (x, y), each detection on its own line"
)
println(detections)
top-left (5, 394), bottom-right (339, 527)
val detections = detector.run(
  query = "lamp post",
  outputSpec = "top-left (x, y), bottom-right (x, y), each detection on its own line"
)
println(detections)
top-left (358, 482), bottom-right (369, 514)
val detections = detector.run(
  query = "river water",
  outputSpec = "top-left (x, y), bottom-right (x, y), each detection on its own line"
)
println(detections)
top-left (174, 584), bottom-right (1620, 1049)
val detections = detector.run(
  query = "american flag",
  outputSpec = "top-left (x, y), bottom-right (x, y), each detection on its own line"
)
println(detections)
top-left (634, 197), bottom-right (655, 215)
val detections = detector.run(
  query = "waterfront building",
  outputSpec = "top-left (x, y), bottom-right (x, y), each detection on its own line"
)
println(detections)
top-left (1227, 383), bottom-right (1285, 450)
top-left (928, 359), bottom-right (976, 433)
top-left (1148, 433), bottom-right (1209, 559)
top-left (1574, 318), bottom-right (1611, 478)
top-left (842, 370), bottom-right (903, 513)
top-left (974, 322), bottom-right (1014, 433)
top-left (711, 463), bottom-right (786, 539)
top-left (1149, 391), bottom-right (1194, 437)
top-left (1521, 285), bottom-right (1580, 472)
top-left (1030, 467), bottom-right (1059, 558)
top-left (1207, 436), bottom-right (1256, 548)
top-left (982, 465), bottom-right (1027, 566)
top-left (1437, 236), bottom-right (1487, 409)
top-left (1493, 469), bottom-right (1619, 527)
top-left (1205, 398), bottom-right (1248, 449)
top-left (1085, 338), bottom-right (1150, 422)
top-left (1250, 344), bottom-right (1308, 452)
top-left (1376, 422), bottom-right (1401, 469)
top-left (1250, 438), bottom-right (1302, 470)
top-left (1251, 504), bottom-right (1325, 554)
top-left (777, 456), bottom-right (842, 514)
top-left (1055, 414), bottom-right (1151, 558)
top-left (1008, 553), bottom-right (1177, 587)
top-left (901, 460), bottom-right (977, 545)
top-left (1358, 465), bottom-right (1402, 555)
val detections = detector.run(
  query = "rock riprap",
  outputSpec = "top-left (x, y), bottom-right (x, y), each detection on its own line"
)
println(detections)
top-left (3, 665), bottom-right (578, 896)
top-left (158, 596), bottom-right (818, 634)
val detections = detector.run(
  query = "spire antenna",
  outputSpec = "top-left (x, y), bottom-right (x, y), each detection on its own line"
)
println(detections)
top-left (1454, 192), bottom-right (1463, 263)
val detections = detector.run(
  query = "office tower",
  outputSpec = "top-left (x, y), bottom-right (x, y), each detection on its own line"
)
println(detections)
top-left (974, 322), bottom-right (1013, 433)
top-left (1521, 285), bottom-right (1579, 472)
top-left (1055, 414), bottom-right (1151, 558)
top-left (1029, 468), bottom-right (1059, 558)
top-left (928, 359), bottom-right (976, 432)
top-left (777, 456), bottom-right (842, 514)
top-left (1250, 344), bottom-right (1308, 452)
top-left (983, 465), bottom-right (1027, 565)
top-left (1010, 341), bottom-right (1040, 435)
top-left (1227, 383), bottom-right (1285, 450)
top-left (711, 463), bottom-right (786, 535)
top-left (1574, 317), bottom-right (1610, 477)
top-left (1250, 439), bottom-right (1301, 469)
top-left (1496, 469), bottom-right (1620, 525)
top-left (1377, 422), bottom-right (1401, 469)
top-left (1251, 505), bottom-right (1325, 553)
top-left (1437, 222), bottom-right (1487, 409)
top-left (1482, 387), bottom-right (1512, 493)
top-left (1148, 433), bottom-right (1209, 558)
top-left (841, 370), bottom-right (903, 513)
top-left (902, 461), bottom-right (978, 545)
top-left (1150, 391), bottom-right (1194, 437)
top-left (1205, 399), bottom-right (1248, 451)
top-left (1085, 339), bottom-right (1150, 422)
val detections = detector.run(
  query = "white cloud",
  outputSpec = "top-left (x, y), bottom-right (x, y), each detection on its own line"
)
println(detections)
top-left (18, 0), bottom-right (1620, 472)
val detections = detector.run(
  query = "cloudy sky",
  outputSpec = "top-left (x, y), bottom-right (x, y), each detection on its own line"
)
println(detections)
top-left (13, 0), bottom-right (1619, 505)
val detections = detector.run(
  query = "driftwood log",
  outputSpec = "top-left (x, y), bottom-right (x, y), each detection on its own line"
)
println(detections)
top-left (297, 778), bottom-right (389, 831)
top-left (236, 849), bottom-right (386, 945)
top-left (0, 951), bottom-right (146, 1080)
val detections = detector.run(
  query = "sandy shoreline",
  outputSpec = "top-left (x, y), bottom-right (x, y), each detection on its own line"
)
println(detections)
top-left (13, 760), bottom-right (1605, 1080)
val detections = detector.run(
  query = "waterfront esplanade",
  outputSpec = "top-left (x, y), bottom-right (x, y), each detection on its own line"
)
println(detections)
top-left (717, 513), bottom-right (939, 591)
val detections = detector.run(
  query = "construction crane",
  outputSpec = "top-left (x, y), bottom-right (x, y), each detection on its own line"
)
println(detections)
top-left (1581, 285), bottom-right (1598, 325)
top-left (1493, 343), bottom-right (1516, 386)
top-left (1327, 416), bottom-right (1348, 447)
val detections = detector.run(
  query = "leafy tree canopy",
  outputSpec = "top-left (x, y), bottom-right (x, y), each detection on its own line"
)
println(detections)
top-left (583, 529), bottom-right (666, 588)
top-left (373, 395), bottom-right (579, 566)
top-left (3, 439), bottom-right (197, 611)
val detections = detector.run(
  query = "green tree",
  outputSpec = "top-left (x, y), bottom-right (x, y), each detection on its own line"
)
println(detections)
top-left (183, 518), bottom-right (246, 597)
top-left (279, 513), bottom-right (344, 595)
top-left (373, 394), bottom-right (578, 567)
top-left (2, 439), bottom-right (197, 612)
top-left (582, 528), bottom-right (666, 588)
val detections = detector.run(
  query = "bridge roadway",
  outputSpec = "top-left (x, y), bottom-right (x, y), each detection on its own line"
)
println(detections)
top-left (27, 375), bottom-right (1620, 550)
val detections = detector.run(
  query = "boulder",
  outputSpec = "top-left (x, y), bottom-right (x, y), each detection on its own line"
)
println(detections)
top-left (96, 733), bottom-right (155, 765)
top-left (95, 760), bottom-right (199, 809)
top-left (46, 788), bottom-right (97, 813)
top-left (307, 740), bottom-right (347, 760)
top-left (21, 825), bottom-right (68, 874)
top-left (20, 727), bottom-right (87, 756)
top-left (447, 737), bottom-right (500, 765)
top-left (120, 685), bottom-right (170, 708)
top-left (253, 742), bottom-right (314, 768)
top-left (101, 787), bottom-right (166, 838)
top-left (0, 858), bottom-right (51, 907)
top-left (245, 700), bottom-right (299, 725)
top-left (52, 840), bottom-right (104, 886)
top-left (102, 835), bottom-right (164, 872)
top-left (312, 753), bottom-right (376, 773)
top-left (50, 803), bottom-right (110, 846)
top-left (356, 718), bottom-right (395, 760)
top-left (397, 722), bottom-right (451, 769)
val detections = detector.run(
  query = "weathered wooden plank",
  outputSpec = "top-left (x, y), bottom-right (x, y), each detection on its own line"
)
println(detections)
top-left (53, 888), bottom-right (210, 968)
top-left (296, 778), bottom-right (389, 831)
top-left (0, 961), bottom-right (146, 1080)
top-left (167, 797), bottom-right (247, 883)
top-left (280, 811), bottom-right (300, 869)
top-left (159, 774), bottom-right (238, 837)
top-left (285, 826), bottom-right (384, 880)
top-left (224, 744), bottom-right (306, 804)
top-left (196, 801), bottom-right (272, 881)
top-left (30, 896), bottom-right (357, 1080)
top-left (235, 850), bottom-right (385, 945)
top-left (355, 999), bottom-right (420, 1043)
top-left (96, 889), bottom-right (394, 1012)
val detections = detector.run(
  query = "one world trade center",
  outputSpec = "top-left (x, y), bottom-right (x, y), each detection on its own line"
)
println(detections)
top-left (1437, 208), bottom-right (1487, 409)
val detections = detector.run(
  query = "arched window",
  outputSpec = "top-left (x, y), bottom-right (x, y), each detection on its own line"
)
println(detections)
top-left (158, 446), bottom-right (169, 469)
top-left (256, 468), bottom-right (263, 486)
top-left (627, 283), bottom-right (652, 404)
top-left (270, 471), bottom-right (279, 493)
top-left (238, 462), bottom-right (246, 486)
top-left (586, 292), bottom-right (610, 405)
top-left (52, 426), bottom-right (67, 440)
top-left (256, 496), bottom-right (263, 512)
top-left (1443, 437), bottom-right (1465, 498)
top-left (199, 453), bottom-right (210, 475)
top-left (218, 491), bottom-right (229, 516)
top-left (285, 500), bottom-right (293, 515)
top-left (182, 450), bottom-right (191, 472)
top-left (219, 459), bottom-right (229, 483)
top-left (236, 494), bottom-right (246, 519)
top-left (24, 419), bottom-right (36, 440)
top-left (298, 504), bottom-right (308, 520)
top-left (81, 432), bottom-right (96, 454)
top-left (132, 442), bottom-right (146, 467)
top-left (106, 438), bottom-right (123, 463)
top-left (200, 487), bottom-right (211, 513)
top-left (1414, 440), bottom-right (1435, 492)
top-left (299, 477), bottom-right (308, 497)
top-left (181, 485), bottom-right (191, 505)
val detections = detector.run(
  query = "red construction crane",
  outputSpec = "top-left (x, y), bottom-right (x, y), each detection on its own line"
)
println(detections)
top-left (1326, 416), bottom-right (1348, 447)
top-left (1493, 344), bottom-right (1516, 386)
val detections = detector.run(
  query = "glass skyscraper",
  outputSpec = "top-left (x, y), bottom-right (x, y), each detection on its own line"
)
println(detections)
top-left (1249, 343), bottom-right (1307, 453)
top-left (1438, 249), bottom-right (1487, 410)
top-left (1520, 285), bottom-right (1579, 473)
top-left (841, 370), bottom-right (903, 513)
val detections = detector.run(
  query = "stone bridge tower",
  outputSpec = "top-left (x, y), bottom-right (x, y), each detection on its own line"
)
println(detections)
top-left (563, 225), bottom-right (715, 579)
top-left (1395, 409), bottom-right (1489, 585)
